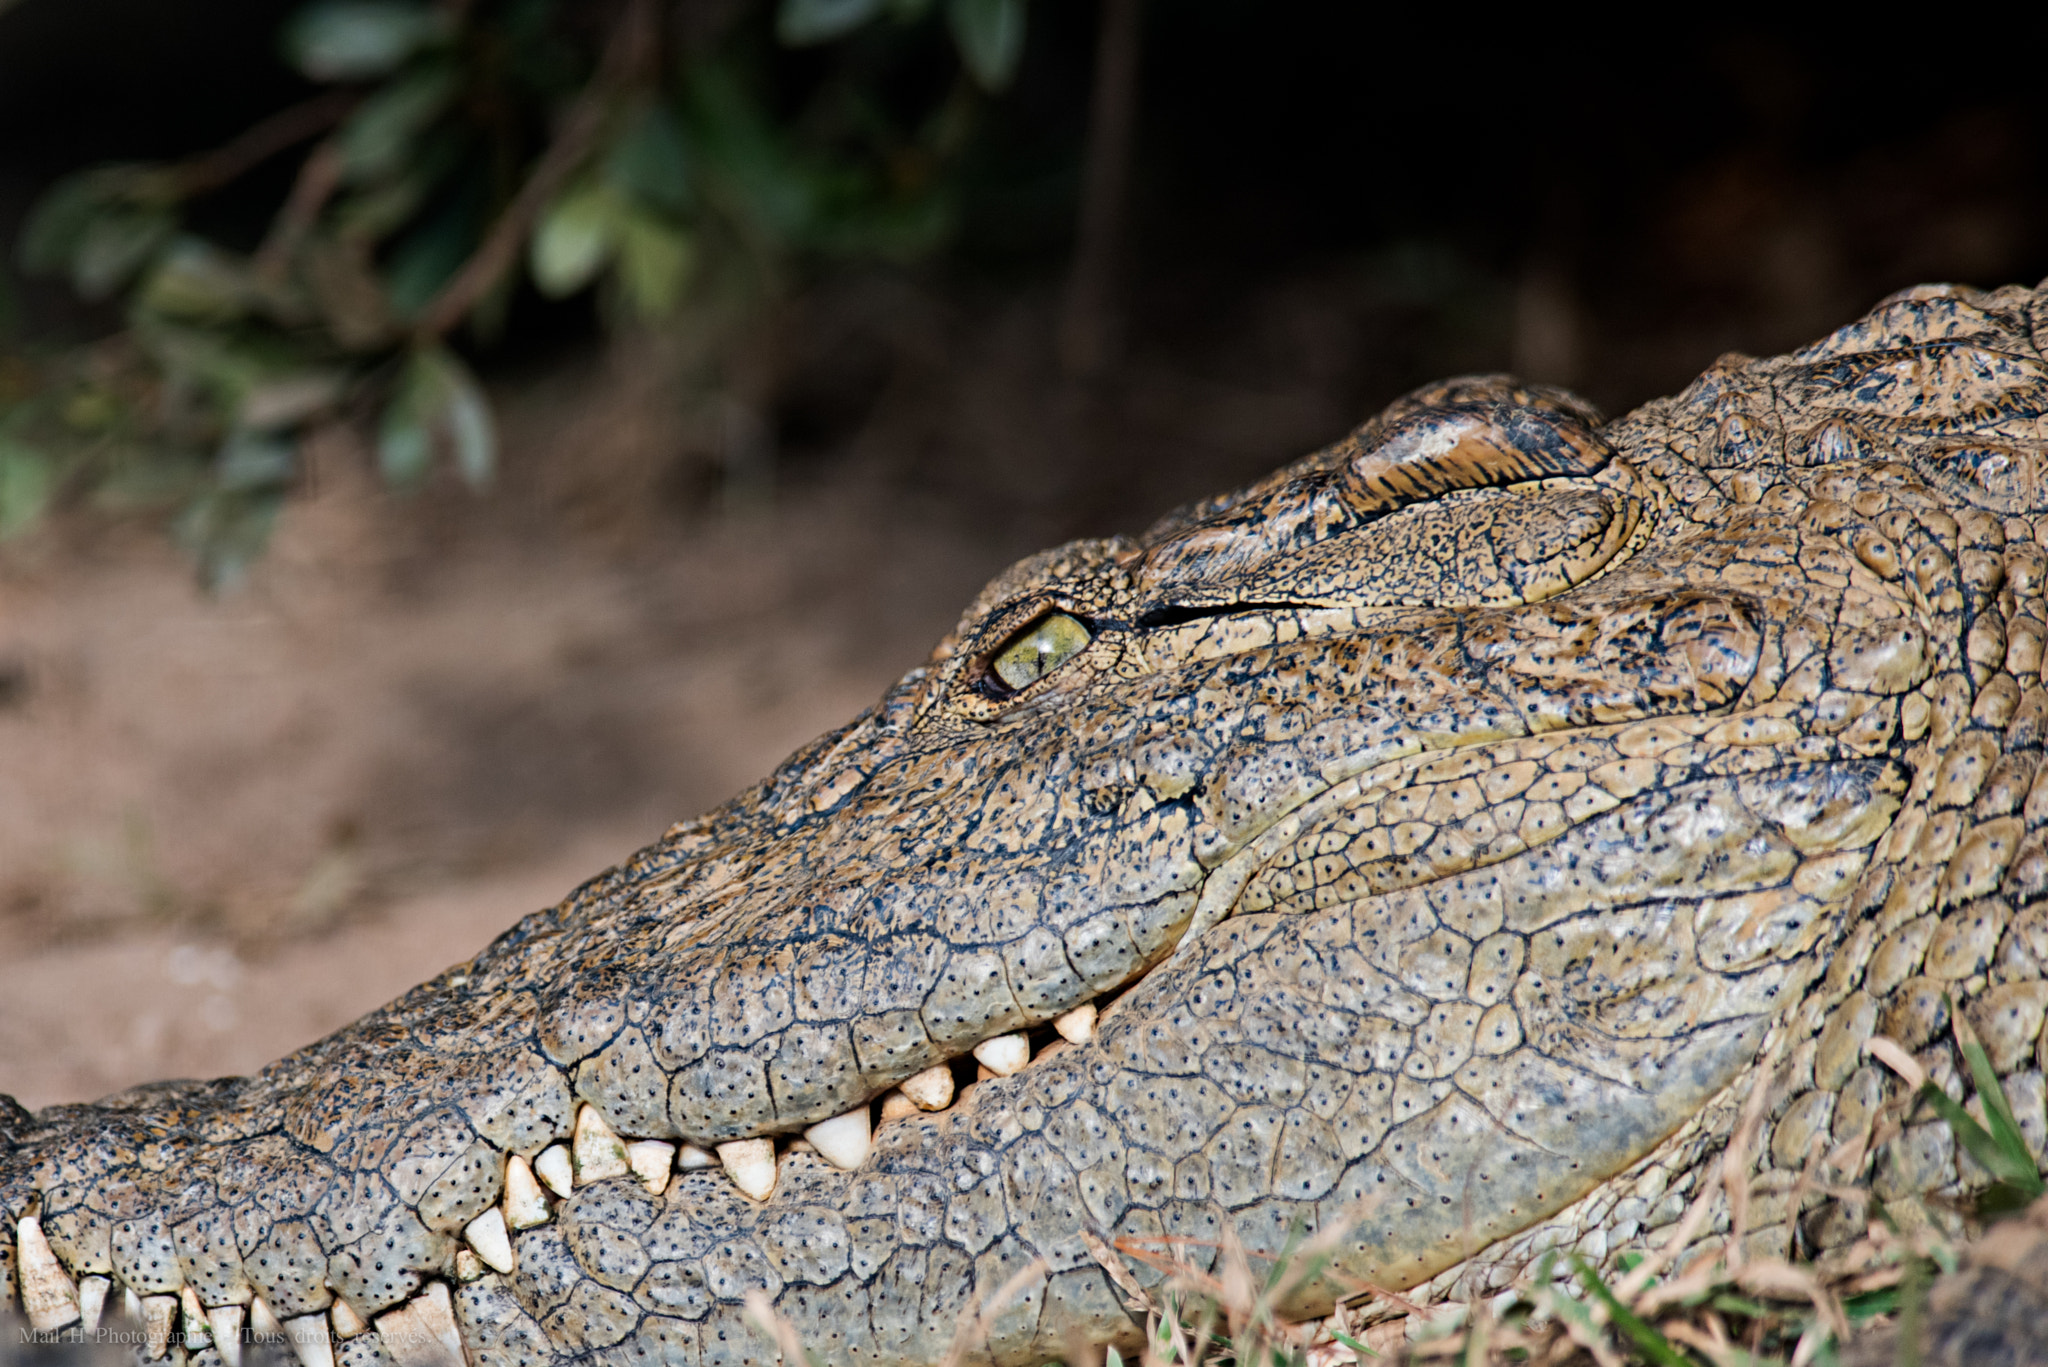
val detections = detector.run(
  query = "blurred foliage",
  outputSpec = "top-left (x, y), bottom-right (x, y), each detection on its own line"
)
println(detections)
top-left (2, 0), bottom-right (1027, 583)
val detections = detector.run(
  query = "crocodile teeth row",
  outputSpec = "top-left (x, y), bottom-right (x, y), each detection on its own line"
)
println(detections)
top-left (10, 1009), bottom-right (1098, 1340)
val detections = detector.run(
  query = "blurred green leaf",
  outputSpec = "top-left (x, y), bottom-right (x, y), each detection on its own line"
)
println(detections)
top-left (686, 66), bottom-right (821, 247)
top-left (337, 66), bottom-right (457, 182)
top-left (777, 0), bottom-right (885, 45)
top-left (946, 0), bottom-right (1025, 91)
top-left (136, 240), bottom-right (256, 323)
top-left (215, 430), bottom-right (298, 491)
top-left (239, 372), bottom-right (345, 432)
top-left (385, 189), bottom-right (481, 319)
top-left (605, 105), bottom-right (694, 216)
top-left (301, 235), bottom-right (398, 348)
top-left (71, 207), bottom-right (178, 301)
top-left (378, 404), bottom-right (432, 486)
top-left (616, 213), bottom-right (695, 320)
top-left (20, 172), bottom-right (121, 276)
top-left (0, 437), bottom-right (54, 538)
top-left (135, 319), bottom-right (289, 417)
top-left (379, 345), bottom-right (495, 488)
top-left (285, 1), bottom-right (448, 81)
top-left (177, 486), bottom-right (286, 590)
top-left (531, 180), bottom-right (623, 297)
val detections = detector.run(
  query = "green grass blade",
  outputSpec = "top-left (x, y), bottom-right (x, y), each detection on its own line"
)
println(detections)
top-left (1328, 1329), bottom-right (1377, 1359)
top-left (1916, 1082), bottom-right (2039, 1191)
top-left (1571, 1255), bottom-right (1697, 1367)
top-left (1956, 1036), bottom-right (2043, 1196)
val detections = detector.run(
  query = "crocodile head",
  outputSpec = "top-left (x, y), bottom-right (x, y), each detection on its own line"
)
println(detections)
top-left (7, 282), bottom-right (2048, 1366)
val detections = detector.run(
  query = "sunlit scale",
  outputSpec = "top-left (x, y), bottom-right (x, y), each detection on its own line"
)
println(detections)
top-left (8, 284), bottom-right (2048, 1364)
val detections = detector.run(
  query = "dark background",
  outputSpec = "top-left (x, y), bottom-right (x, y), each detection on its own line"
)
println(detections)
top-left (6, 3), bottom-right (2047, 537)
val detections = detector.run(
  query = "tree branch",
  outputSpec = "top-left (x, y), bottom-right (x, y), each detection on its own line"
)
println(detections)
top-left (412, 0), bottom-right (659, 342)
top-left (1058, 0), bottom-right (1144, 380)
top-left (166, 91), bottom-right (361, 200)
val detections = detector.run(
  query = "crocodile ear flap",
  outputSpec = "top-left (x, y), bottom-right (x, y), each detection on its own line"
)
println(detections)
top-left (1343, 399), bottom-right (1614, 515)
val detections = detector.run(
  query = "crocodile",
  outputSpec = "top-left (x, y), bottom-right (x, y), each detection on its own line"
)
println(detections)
top-left (9, 280), bottom-right (2048, 1366)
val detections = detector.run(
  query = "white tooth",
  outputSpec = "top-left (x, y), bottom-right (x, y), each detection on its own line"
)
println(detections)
top-left (1054, 1002), bottom-right (1097, 1044)
top-left (533, 1144), bottom-right (574, 1198)
top-left (125, 1286), bottom-right (146, 1324)
top-left (329, 1297), bottom-right (369, 1340)
top-left (376, 1281), bottom-right (466, 1367)
top-left (803, 1108), bottom-right (871, 1171)
top-left (180, 1286), bottom-right (210, 1349)
top-left (502, 1154), bottom-right (550, 1229)
top-left (454, 1250), bottom-right (484, 1282)
top-left (716, 1137), bottom-right (777, 1201)
top-left (285, 1312), bottom-right (335, 1367)
top-left (250, 1297), bottom-right (283, 1341)
top-left (463, 1207), bottom-right (515, 1275)
top-left (627, 1140), bottom-right (676, 1195)
top-left (209, 1303), bottom-right (246, 1367)
top-left (675, 1143), bottom-right (718, 1170)
top-left (972, 1033), bottom-right (1029, 1077)
top-left (899, 1063), bottom-right (955, 1111)
top-left (77, 1275), bottom-right (110, 1333)
top-left (15, 1213), bottom-right (80, 1331)
top-left (879, 1091), bottom-right (919, 1122)
top-left (571, 1104), bottom-right (631, 1184)
top-left (142, 1294), bottom-right (179, 1360)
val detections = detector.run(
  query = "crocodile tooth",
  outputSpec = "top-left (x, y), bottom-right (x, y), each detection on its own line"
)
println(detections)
top-left (209, 1302), bottom-right (246, 1367)
top-left (376, 1281), bottom-right (466, 1367)
top-left (284, 1312), bottom-right (335, 1367)
top-left (972, 1032), bottom-right (1029, 1077)
top-left (533, 1144), bottom-right (574, 1198)
top-left (250, 1296), bottom-right (283, 1341)
top-left (501, 1154), bottom-right (550, 1229)
top-left (879, 1090), bottom-right (919, 1122)
top-left (180, 1286), bottom-right (210, 1349)
top-left (627, 1139), bottom-right (676, 1194)
top-left (77, 1275), bottom-right (110, 1333)
top-left (675, 1143), bottom-right (718, 1170)
top-left (454, 1250), bottom-right (484, 1282)
top-left (716, 1137), bottom-right (777, 1200)
top-left (125, 1287), bottom-right (146, 1324)
top-left (899, 1063), bottom-right (955, 1111)
top-left (142, 1294), bottom-right (178, 1360)
top-left (15, 1213), bottom-right (81, 1331)
top-left (571, 1104), bottom-right (631, 1184)
top-left (1053, 1002), bottom-right (1097, 1044)
top-left (803, 1107), bottom-right (871, 1171)
top-left (330, 1297), bottom-right (369, 1339)
top-left (462, 1207), bottom-right (515, 1274)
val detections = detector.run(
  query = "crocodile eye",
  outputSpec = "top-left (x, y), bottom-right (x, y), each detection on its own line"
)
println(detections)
top-left (990, 612), bottom-right (1091, 691)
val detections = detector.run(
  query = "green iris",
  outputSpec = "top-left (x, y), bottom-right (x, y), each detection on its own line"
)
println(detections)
top-left (990, 612), bottom-right (1091, 691)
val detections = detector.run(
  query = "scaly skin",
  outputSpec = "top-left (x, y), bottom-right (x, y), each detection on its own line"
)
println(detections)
top-left (7, 281), bottom-right (2048, 1365)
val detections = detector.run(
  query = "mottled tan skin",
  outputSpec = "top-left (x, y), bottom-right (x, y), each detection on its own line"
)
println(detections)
top-left (9, 282), bottom-right (2048, 1365)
